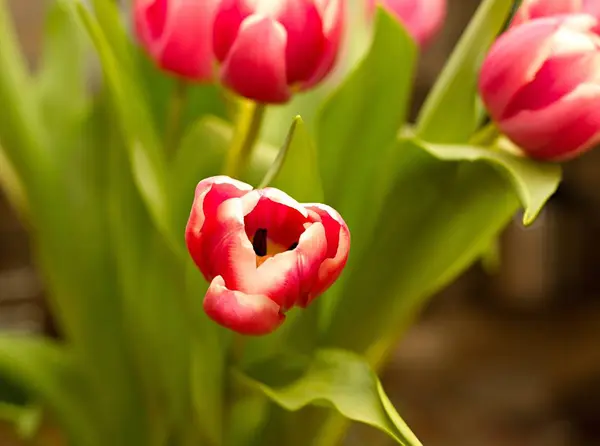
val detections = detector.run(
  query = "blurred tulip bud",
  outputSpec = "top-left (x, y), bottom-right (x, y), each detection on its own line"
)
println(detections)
top-left (511, 0), bottom-right (600, 28)
top-left (212, 0), bottom-right (345, 103)
top-left (367, 0), bottom-right (446, 47)
top-left (479, 15), bottom-right (600, 161)
top-left (134, 0), bottom-right (217, 81)
top-left (186, 176), bottom-right (350, 335)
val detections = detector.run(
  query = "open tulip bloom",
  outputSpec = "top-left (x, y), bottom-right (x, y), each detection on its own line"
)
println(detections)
top-left (186, 176), bottom-right (349, 335)
top-left (0, 0), bottom-right (589, 445)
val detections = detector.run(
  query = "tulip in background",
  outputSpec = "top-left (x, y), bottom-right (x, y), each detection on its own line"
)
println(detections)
top-left (212, 0), bottom-right (345, 103)
top-left (367, 0), bottom-right (446, 47)
top-left (134, 0), bottom-right (217, 81)
top-left (186, 176), bottom-right (349, 335)
top-left (511, 0), bottom-right (600, 28)
top-left (479, 14), bottom-right (600, 161)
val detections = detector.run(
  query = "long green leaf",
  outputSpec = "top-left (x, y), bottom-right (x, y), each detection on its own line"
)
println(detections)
top-left (238, 349), bottom-right (421, 446)
top-left (416, 0), bottom-right (514, 143)
top-left (74, 3), bottom-right (179, 253)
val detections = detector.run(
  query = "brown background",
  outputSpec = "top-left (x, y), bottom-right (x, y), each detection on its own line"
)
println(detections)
top-left (2, 1), bottom-right (600, 445)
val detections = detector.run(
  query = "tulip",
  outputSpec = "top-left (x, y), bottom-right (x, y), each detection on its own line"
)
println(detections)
top-left (511, 0), bottom-right (600, 29)
top-left (367, 0), bottom-right (446, 47)
top-left (212, 0), bottom-right (345, 103)
top-left (478, 15), bottom-right (600, 161)
top-left (134, 0), bottom-right (217, 81)
top-left (186, 176), bottom-right (350, 335)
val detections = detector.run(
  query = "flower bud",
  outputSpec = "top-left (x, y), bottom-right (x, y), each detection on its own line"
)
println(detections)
top-left (212, 0), bottom-right (345, 103)
top-left (186, 176), bottom-right (350, 335)
top-left (134, 0), bottom-right (217, 81)
top-left (511, 0), bottom-right (600, 29)
top-left (367, 0), bottom-right (446, 47)
top-left (479, 15), bottom-right (600, 161)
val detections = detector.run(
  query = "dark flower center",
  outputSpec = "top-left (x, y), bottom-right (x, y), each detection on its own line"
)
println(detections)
top-left (252, 228), bottom-right (298, 258)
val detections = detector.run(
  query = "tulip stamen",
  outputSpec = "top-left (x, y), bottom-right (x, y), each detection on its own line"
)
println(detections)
top-left (252, 228), bottom-right (268, 257)
top-left (288, 242), bottom-right (298, 250)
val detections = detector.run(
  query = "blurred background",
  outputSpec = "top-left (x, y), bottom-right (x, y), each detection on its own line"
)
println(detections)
top-left (2, 0), bottom-right (600, 445)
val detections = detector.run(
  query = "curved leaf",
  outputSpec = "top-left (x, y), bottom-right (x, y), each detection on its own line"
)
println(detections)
top-left (413, 138), bottom-right (561, 224)
top-left (416, 0), bottom-right (514, 143)
top-left (238, 349), bottom-right (421, 446)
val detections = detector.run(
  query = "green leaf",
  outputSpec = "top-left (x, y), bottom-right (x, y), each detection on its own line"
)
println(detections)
top-left (74, 3), bottom-right (178, 253)
top-left (260, 116), bottom-right (324, 203)
top-left (0, 0), bottom-right (50, 188)
top-left (316, 8), bottom-right (416, 283)
top-left (0, 337), bottom-right (97, 446)
top-left (414, 138), bottom-right (562, 224)
top-left (324, 139), bottom-right (520, 365)
top-left (35, 0), bottom-right (90, 151)
top-left (416, 0), bottom-right (514, 143)
top-left (238, 349), bottom-right (422, 446)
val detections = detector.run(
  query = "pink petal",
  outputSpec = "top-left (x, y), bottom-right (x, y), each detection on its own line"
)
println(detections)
top-left (213, 0), bottom-right (254, 61)
top-left (250, 222), bottom-right (328, 309)
top-left (271, 0), bottom-right (326, 84)
top-left (303, 203), bottom-right (350, 304)
top-left (243, 188), bottom-right (309, 247)
top-left (511, 0), bottom-right (582, 28)
top-left (379, 0), bottom-right (446, 47)
top-left (203, 276), bottom-right (285, 335)
top-left (304, 0), bottom-right (345, 88)
top-left (502, 49), bottom-right (600, 119)
top-left (479, 15), bottom-right (597, 120)
top-left (185, 176), bottom-right (253, 280)
top-left (219, 15), bottom-right (291, 103)
top-left (134, 0), bottom-right (218, 80)
top-left (500, 83), bottom-right (600, 160)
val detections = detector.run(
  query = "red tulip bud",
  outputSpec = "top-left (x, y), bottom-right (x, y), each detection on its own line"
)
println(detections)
top-left (134, 0), bottom-right (217, 81)
top-left (479, 15), bottom-right (600, 161)
top-left (186, 176), bottom-right (350, 335)
top-left (212, 0), bottom-right (345, 103)
top-left (367, 0), bottom-right (446, 48)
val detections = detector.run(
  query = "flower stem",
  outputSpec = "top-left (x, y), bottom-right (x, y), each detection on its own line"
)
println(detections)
top-left (223, 100), bottom-right (266, 179)
top-left (165, 79), bottom-right (188, 156)
top-left (470, 121), bottom-right (500, 146)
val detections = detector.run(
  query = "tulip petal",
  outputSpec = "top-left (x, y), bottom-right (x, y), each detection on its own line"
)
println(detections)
top-left (213, 0), bottom-right (254, 61)
top-left (303, 203), bottom-right (350, 304)
top-left (204, 276), bottom-right (285, 335)
top-left (270, 0), bottom-right (326, 84)
top-left (186, 176), bottom-right (253, 280)
top-left (304, 0), bottom-right (345, 88)
top-left (479, 15), bottom-right (597, 120)
top-left (220, 15), bottom-right (291, 103)
top-left (500, 83), bottom-right (600, 160)
top-left (511, 0), bottom-right (582, 28)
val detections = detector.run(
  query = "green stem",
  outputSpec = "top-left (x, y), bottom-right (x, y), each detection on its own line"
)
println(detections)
top-left (469, 121), bottom-right (500, 146)
top-left (165, 79), bottom-right (188, 156)
top-left (223, 100), bottom-right (266, 179)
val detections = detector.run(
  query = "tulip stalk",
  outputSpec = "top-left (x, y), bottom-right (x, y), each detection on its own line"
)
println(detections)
top-left (223, 100), bottom-right (266, 179)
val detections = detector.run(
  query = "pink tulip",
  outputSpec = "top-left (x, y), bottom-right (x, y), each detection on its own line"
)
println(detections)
top-left (212, 0), bottom-right (345, 103)
top-left (367, 0), bottom-right (446, 47)
top-left (134, 0), bottom-right (217, 81)
top-left (511, 0), bottom-right (600, 29)
top-left (186, 176), bottom-right (350, 335)
top-left (479, 15), bottom-right (600, 161)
